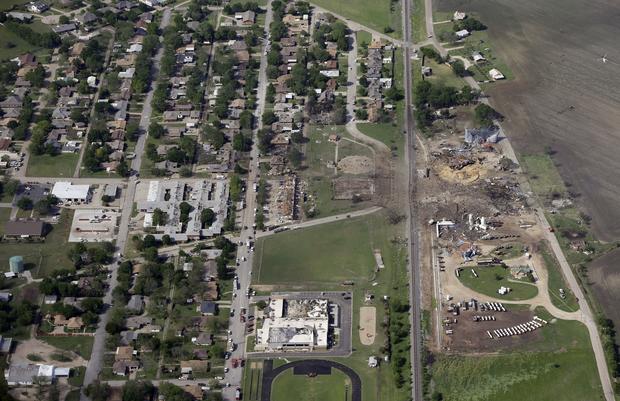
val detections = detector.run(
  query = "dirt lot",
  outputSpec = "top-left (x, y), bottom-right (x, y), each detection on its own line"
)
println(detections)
top-left (589, 248), bottom-right (620, 330)
top-left (333, 177), bottom-right (375, 200)
top-left (443, 308), bottom-right (540, 352)
top-left (338, 155), bottom-right (374, 175)
top-left (436, 0), bottom-right (620, 242)
top-left (12, 338), bottom-right (87, 367)
top-left (359, 306), bottom-right (377, 345)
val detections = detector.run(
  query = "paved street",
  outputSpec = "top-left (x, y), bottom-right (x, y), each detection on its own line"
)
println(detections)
top-left (220, 1), bottom-right (274, 399)
top-left (80, 8), bottom-right (173, 400)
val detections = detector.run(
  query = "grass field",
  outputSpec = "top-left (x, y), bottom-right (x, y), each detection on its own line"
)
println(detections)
top-left (0, 26), bottom-right (43, 61)
top-left (0, 209), bottom-right (74, 278)
top-left (412, 0), bottom-right (426, 42)
top-left (254, 216), bottom-right (376, 286)
top-left (0, 0), bottom-right (29, 11)
top-left (40, 336), bottom-right (94, 360)
top-left (431, 308), bottom-right (604, 401)
top-left (458, 265), bottom-right (539, 301)
top-left (425, 58), bottom-right (467, 88)
top-left (520, 154), bottom-right (567, 198)
top-left (303, 125), bottom-right (374, 218)
top-left (26, 153), bottom-right (79, 178)
top-left (271, 370), bottom-right (351, 401)
top-left (310, 0), bottom-right (399, 38)
top-left (540, 243), bottom-right (579, 312)
top-left (356, 30), bottom-right (372, 50)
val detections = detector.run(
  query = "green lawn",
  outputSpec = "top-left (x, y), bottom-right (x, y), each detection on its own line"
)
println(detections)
top-left (458, 265), bottom-right (539, 301)
top-left (39, 336), bottom-right (94, 360)
top-left (425, 58), bottom-right (467, 88)
top-left (0, 25), bottom-right (46, 61)
top-left (0, 209), bottom-right (74, 278)
top-left (254, 216), bottom-right (376, 286)
top-left (271, 369), bottom-right (351, 401)
top-left (0, 207), bottom-right (11, 234)
top-left (357, 122), bottom-right (405, 159)
top-left (26, 153), bottom-right (79, 178)
top-left (540, 244), bottom-right (579, 312)
top-left (356, 30), bottom-right (372, 49)
top-left (412, 0), bottom-right (427, 42)
top-left (310, 0), bottom-right (399, 38)
top-left (0, 0), bottom-right (30, 11)
top-left (431, 308), bottom-right (604, 401)
top-left (520, 154), bottom-right (567, 199)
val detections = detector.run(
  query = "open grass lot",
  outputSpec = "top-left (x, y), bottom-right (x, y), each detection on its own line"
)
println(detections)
top-left (0, 0), bottom-right (29, 11)
top-left (271, 370), bottom-right (351, 401)
top-left (0, 209), bottom-right (74, 278)
top-left (458, 265), bottom-right (538, 301)
top-left (26, 153), bottom-right (79, 178)
top-left (39, 336), bottom-right (94, 360)
top-left (431, 308), bottom-right (604, 401)
top-left (356, 30), bottom-right (372, 49)
top-left (520, 154), bottom-right (567, 199)
top-left (412, 0), bottom-right (427, 42)
top-left (310, 0), bottom-right (400, 38)
top-left (254, 216), bottom-right (376, 286)
top-left (0, 25), bottom-right (46, 61)
top-left (424, 58), bottom-right (467, 88)
top-left (540, 244), bottom-right (579, 312)
top-left (0, 207), bottom-right (11, 233)
top-left (303, 125), bottom-right (374, 218)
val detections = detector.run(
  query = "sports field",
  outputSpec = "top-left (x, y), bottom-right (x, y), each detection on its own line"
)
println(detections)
top-left (254, 216), bottom-right (376, 285)
top-left (311, 0), bottom-right (399, 38)
top-left (271, 370), bottom-right (351, 401)
top-left (431, 309), bottom-right (604, 401)
top-left (458, 265), bottom-right (538, 301)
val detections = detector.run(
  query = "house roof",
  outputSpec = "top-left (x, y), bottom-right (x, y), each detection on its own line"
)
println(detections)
top-left (199, 301), bottom-right (216, 314)
top-left (4, 220), bottom-right (45, 237)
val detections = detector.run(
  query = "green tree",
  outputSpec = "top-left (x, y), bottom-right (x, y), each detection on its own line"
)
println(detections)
top-left (201, 208), bottom-right (215, 227)
top-left (17, 197), bottom-right (33, 210)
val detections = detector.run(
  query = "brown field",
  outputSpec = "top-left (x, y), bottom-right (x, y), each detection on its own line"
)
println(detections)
top-left (589, 248), bottom-right (620, 327)
top-left (435, 0), bottom-right (620, 242)
top-left (443, 309), bottom-right (540, 352)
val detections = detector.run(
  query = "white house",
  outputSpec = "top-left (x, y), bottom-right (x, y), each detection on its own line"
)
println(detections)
top-left (453, 11), bottom-right (466, 20)
top-left (488, 68), bottom-right (505, 80)
top-left (455, 29), bottom-right (470, 39)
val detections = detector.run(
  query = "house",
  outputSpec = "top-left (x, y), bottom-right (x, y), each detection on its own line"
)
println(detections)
top-left (112, 360), bottom-right (140, 376)
top-left (193, 333), bottom-right (213, 346)
top-left (4, 363), bottom-right (54, 386)
top-left (180, 360), bottom-right (208, 375)
top-left (52, 24), bottom-right (77, 34)
top-left (127, 295), bottom-right (145, 313)
top-left (7, 12), bottom-right (33, 22)
top-left (125, 316), bottom-right (152, 330)
top-left (0, 96), bottom-right (23, 109)
top-left (0, 292), bottom-right (12, 302)
top-left (464, 127), bottom-right (499, 145)
top-left (120, 330), bottom-right (138, 346)
top-left (453, 11), bottom-right (466, 20)
top-left (115, 346), bottom-right (134, 361)
top-left (3, 220), bottom-right (45, 239)
top-left (488, 68), bottom-right (505, 80)
top-left (235, 10), bottom-right (255, 25)
top-left (67, 317), bottom-right (84, 331)
top-left (472, 52), bottom-right (486, 63)
top-left (421, 66), bottom-right (432, 76)
top-left (127, 43), bottom-right (143, 53)
top-left (198, 301), bottom-right (217, 316)
top-left (0, 335), bottom-right (13, 353)
top-left (119, 68), bottom-right (136, 79)
top-left (455, 29), bottom-right (470, 39)
top-left (44, 295), bottom-right (58, 305)
top-left (75, 12), bottom-right (97, 25)
top-left (27, 1), bottom-right (49, 13)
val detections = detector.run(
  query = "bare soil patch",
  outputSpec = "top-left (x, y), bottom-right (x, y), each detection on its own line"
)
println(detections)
top-left (589, 248), bottom-right (620, 330)
top-left (443, 309), bottom-right (540, 352)
top-left (359, 306), bottom-right (377, 345)
top-left (338, 155), bottom-right (374, 175)
top-left (332, 177), bottom-right (375, 200)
